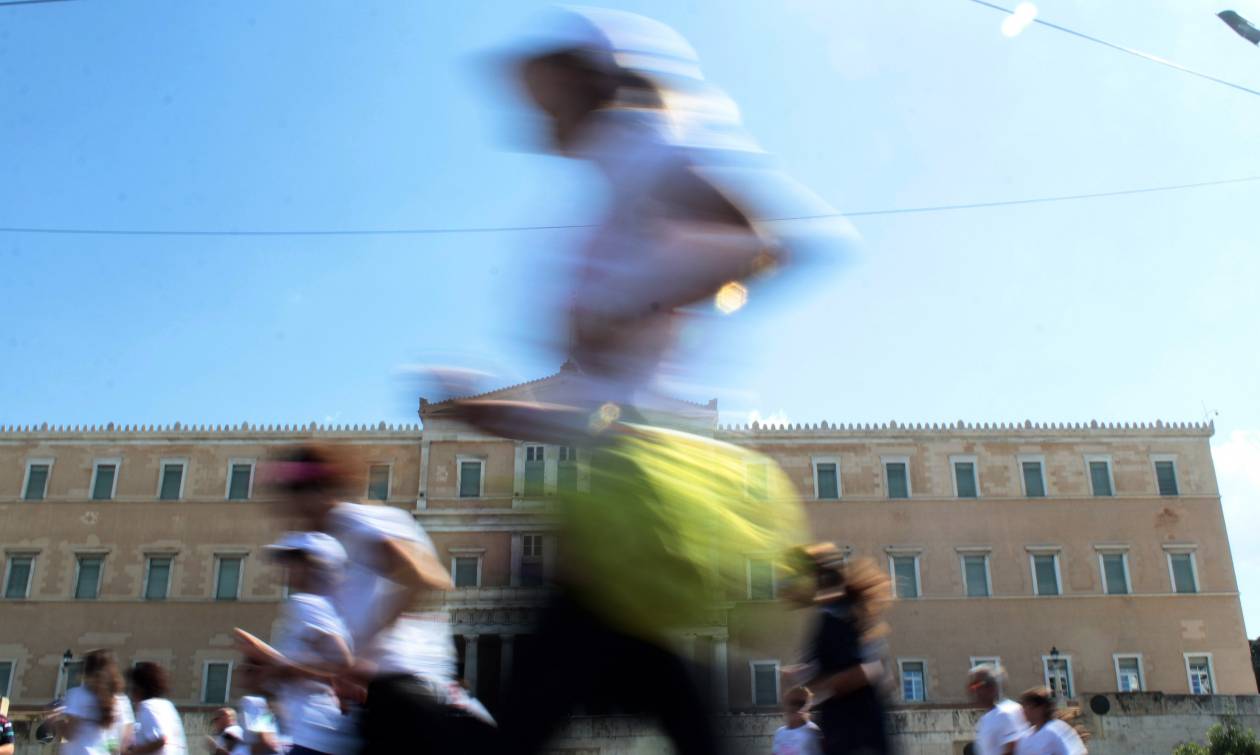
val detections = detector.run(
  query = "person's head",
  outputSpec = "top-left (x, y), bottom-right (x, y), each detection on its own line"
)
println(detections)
top-left (968, 664), bottom-right (1005, 708)
top-left (127, 662), bottom-right (169, 702)
top-left (782, 686), bottom-right (812, 727)
top-left (210, 707), bottom-right (236, 734)
top-left (1019, 686), bottom-right (1056, 728)
top-left (265, 444), bottom-right (359, 527)
top-left (264, 530), bottom-right (346, 596)
top-left (781, 542), bottom-right (847, 607)
top-left (82, 649), bottom-right (122, 727)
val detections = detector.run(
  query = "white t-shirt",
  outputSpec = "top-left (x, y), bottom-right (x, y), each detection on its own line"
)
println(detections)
top-left (215, 724), bottom-right (250, 755)
top-left (62, 688), bottom-right (134, 755)
top-left (772, 721), bottom-right (822, 755)
top-left (1015, 720), bottom-right (1087, 755)
top-left (238, 696), bottom-right (278, 753)
top-left (976, 699), bottom-right (1030, 755)
top-left (272, 592), bottom-right (357, 754)
top-left (326, 502), bottom-right (456, 681)
top-left (133, 698), bottom-right (187, 755)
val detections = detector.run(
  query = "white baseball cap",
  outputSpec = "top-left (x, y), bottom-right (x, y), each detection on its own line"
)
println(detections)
top-left (263, 531), bottom-right (346, 571)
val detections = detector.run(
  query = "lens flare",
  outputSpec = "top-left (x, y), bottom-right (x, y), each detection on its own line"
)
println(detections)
top-left (714, 281), bottom-right (748, 314)
top-left (1001, 2), bottom-right (1038, 38)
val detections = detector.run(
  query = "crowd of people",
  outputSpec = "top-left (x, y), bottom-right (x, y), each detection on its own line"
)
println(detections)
top-left (18, 5), bottom-right (1094, 754)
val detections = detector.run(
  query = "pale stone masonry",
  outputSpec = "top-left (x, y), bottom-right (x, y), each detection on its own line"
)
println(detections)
top-left (1, 368), bottom-right (1254, 722)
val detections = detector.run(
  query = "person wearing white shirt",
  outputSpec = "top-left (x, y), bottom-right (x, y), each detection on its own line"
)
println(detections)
top-left (59, 650), bottom-right (135, 755)
top-left (772, 687), bottom-right (822, 755)
top-left (1015, 687), bottom-right (1088, 755)
top-left (123, 663), bottom-right (186, 755)
top-left (968, 664), bottom-right (1029, 755)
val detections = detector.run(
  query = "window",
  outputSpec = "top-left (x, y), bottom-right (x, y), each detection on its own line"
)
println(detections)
top-left (524, 446), bottom-right (545, 497)
top-left (1114, 655), bottom-right (1144, 692)
top-left (883, 457), bottom-right (910, 499)
top-left (144, 556), bottom-right (172, 600)
top-left (1100, 552), bottom-right (1131, 595)
top-left (4, 554), bottom-right (34, 599)
top-left (1086, 456), bottom-right (1114, 497)
top-left (899, 660), bottom-right (927, 702)
top-left (1185, 654), bottom-right (1214, 695)
top-left (962, 553), bottom-right (991, 597)
top-left (558, 446), bottom-right (578, 492)
top-left (952, 456), bottom-right (978, 498)
top-left (63, 660), bottom-right (85, 692)
top-left (750, 661), bottom-right (780, 706)
top-left (1154, 458), bottom-right (1179, 496)
top-left (367, 464), bottom-right (390, 500)
top-left (813, 458), bottom-right (840, 500)
top-left (1019, 456), bottom-right (1046, 498)
top-left (520, 534), bottom-right (544, 587)
top-left (227, 461), bottom-right (254, 500)
top-left (23, 459), bottom-right (52, 501)
top-left (74, 555), bottom-right (104, 599)
top-left (890, 555), bottom-right (920, 599)
top-left (215, 555), bottom-right (243, 600)
top-left (970, 656), bottom-right (1001, 671)
top-left (202, 661), bottom-right (233, 704)
top-left (1168, 551), bottom-right (1199, 594)
top-left (452, 556), bottom-right (481, 588)
top-left (0, 659), bottom-right (12, 698)
top-left (91, 460), bottom-right (119, 500)
top-left (747, 558), bottom-right (775, 600)
top-left (1043, 655), bottom-right (1073, 698)
top-left (1030, 553), bottom-right (1061, 596)
top-left (158, 460), bottom-right (185, 500)
top-left (458, 459), bottom-right (484, 498)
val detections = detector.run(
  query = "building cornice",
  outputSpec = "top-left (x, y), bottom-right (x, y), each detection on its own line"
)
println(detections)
top-left (717, 419), bottom-right (1214, 439)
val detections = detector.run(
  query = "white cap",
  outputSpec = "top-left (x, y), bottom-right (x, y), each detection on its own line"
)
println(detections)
top-left (504, 6), bottom-right (705, 81)
top-left (263, 531), bottom-right (346, 571)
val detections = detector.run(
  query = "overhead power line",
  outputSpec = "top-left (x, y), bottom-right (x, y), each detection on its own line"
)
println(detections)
top-left (0, 0), bottom-right (80, 7)
top-left (964, 0), bottom-right (1260, 99)
top-left (0, 174), bottom-right (1257, 238)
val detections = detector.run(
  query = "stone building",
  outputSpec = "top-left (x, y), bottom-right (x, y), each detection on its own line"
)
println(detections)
top-left (1, 365), bottom-right (1254, 721)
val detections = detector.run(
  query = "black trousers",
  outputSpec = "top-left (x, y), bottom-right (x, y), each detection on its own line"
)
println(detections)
top-left (497, 593), bottom-right (723, 755)
top-left (359, 673), bottom-right (496, 755)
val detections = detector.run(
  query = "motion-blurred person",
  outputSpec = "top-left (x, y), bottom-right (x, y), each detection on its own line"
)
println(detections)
top-left (205, 708), bottom-right (247, 755)
top-left (124, 663), bottom-right (186, 755)
top-left (238, 696), bottom-right (282, 755)
top-left (772, 687), bottom-right (822, 755)
top-left (1015, 688), bottom-right (1087, 755)
top-left (235, 532), bottom-right (356, 755)
top-left (0, 705), bottom-right (14, 755)
top-left (58, 649), bottom-right (135, 755)
top-left (781, 546), bottom-right (893, 755)
top-left (969, 664), bottom-right (1028, 755)
top-left (262, 444), bottom-right (493, 754)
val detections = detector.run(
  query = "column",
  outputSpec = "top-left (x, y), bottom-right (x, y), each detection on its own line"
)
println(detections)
top-left (463, 635), bottom-right (479, 697)
top-left (500, 634), bottom-right (515, 697)
top-left (711, 637), bottom-right (729, 712)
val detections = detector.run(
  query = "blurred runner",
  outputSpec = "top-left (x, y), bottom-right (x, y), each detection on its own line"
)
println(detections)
top-left (772, 687), bottom-right (822, 755)
top-left (57, 649), bottom-right (135, 755)
top-left (124, 662), bottom-right (187, 755)
top-left (1015, 688), bottom-right (1088, 755)
top-left (205, 708), bottom-right (247, 755)
top-left (261, 444), bottom-right (494, 754)
top-left (235, 532), bottom-right (356, 755)
top-left (442, 7), bottom-right (849, 753)
top-left (969, 664), bottom-right (1029, 755)
top-left (781, 545), bottom-right (893, 755)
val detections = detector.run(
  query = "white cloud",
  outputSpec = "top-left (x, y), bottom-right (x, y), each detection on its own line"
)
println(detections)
top-left (1213, 429), bottom-right (1260, 638)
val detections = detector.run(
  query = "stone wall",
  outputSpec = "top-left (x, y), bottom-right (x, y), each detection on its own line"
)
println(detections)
top-left (10, 693), bottom-right (1260, 753)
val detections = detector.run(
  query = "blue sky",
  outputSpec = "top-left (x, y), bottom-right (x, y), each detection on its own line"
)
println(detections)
top-left (2, 0), bottom-right (1259, 634)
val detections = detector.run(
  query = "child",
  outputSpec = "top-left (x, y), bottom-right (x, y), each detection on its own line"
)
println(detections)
top-left (772, 687), bottom-right (822, 755)
top-left (234, 532), bottom-right (356, 755)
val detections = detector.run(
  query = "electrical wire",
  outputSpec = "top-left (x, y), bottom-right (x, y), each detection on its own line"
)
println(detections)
top-left (964, 0), bottom-right (1260, 99)
top-left (0, 0), bottom-right (81, 7)
top-left (0, 174), bottom-right (1257, 237)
